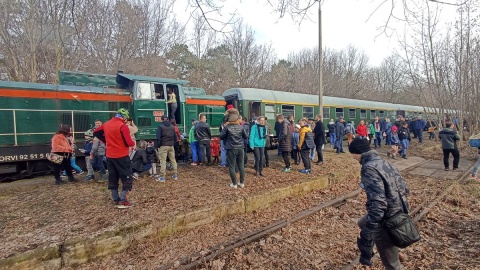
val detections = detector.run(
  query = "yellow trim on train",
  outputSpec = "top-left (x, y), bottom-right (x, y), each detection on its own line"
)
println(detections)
top-left (261, 100), bottom-right (423, 111)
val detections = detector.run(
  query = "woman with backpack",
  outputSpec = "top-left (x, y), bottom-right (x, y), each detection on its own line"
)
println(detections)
top-left (298, 119), bottom-right (314, 174)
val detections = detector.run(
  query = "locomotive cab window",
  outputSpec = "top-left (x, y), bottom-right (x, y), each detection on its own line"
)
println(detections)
top-left (136, 82), bottom-right (153, 100)
top-left (153, 84), bottom-right (164, 100)
top-left (281, 105), bottom-right (295, 118)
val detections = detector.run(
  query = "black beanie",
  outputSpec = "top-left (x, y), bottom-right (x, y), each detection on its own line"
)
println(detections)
top-left (349, 137), bottom-right (371, 154)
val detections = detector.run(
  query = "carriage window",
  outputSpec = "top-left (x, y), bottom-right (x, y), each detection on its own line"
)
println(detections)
top-left (379, 110), bottom-right (385, 117)
top-left (281, 105), bottom-right (295, 118)
top-left (323, 107), bottom-right (330, 119)
top-left (303, 106), bottom-right (314, 119)
top-left (136, 82), bottom-right (153, 100)
top-left (360, 109), bottom-right (367, 118)
top-left (370, 110), bottom-right (376, 118)
top-left (265, 104), bottom-right (275, 120)
top-left (153, 84), bottom-right (164, 100)
top-left (336, 108), bottom-right (344, 118)
top-left (348, 109), bottom-right (356, 119)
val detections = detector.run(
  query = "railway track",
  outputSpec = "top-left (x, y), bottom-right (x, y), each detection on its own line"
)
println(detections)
top-left (156, 158), bottom-right (449, 270)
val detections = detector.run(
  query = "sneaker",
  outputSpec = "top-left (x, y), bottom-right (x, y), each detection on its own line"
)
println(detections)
top-left (77, 171), bottom-right (85, 175)
top-left (238, 183), bottom-right (245, 188)
top-left (156, 177), bottom-right (166, 183)
top-left (132, 173), bottom-right (139, 180)
top-left (84, 175), bottom-right (94, 181)
top-left (191, 162), bottom-right (197, 166)
top-left (55, 179), bottom-right (68, 185)
top-left (445, 168), bottom-right (449, 171)
top-left (300, 169), bottom-right (311, 174)
top-left (282, 167), bottom-right (291, 173)
top-left (402, 155), bottom-right (407, 159)
top-left (173, 174), bottom-right (178, 180)
top-left (229, 183), bottom-right (237, 189)
top-left (116, 200), bottom-right (134, 209)
top-left (452, 168), bottom-right (459, 171)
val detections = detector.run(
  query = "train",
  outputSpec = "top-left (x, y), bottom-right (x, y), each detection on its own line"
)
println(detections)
top-left (0, 70), bottom-right (430, 180)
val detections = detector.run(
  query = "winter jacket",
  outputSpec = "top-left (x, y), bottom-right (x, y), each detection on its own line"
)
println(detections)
top-left (194, 121), bottom-right (211, 142)
top-left (83, 140), bottom-right (93, 156)
top-left (298, 125), bottom-right (313, 150)
top-left (313, 120), bottom-right (326, 146)
top-left (156, 121), bottom-right (177, 148)
top-left (373, 121), bottom-right (383, 133)
top-left (146, 146), bottom-right (157, 163)
top-left (219, 122), bottom-right (247, 150)
top-left (189, 125), bottom-right (197, 143)
top-left (91, 138), bottom-right (106, 156)
top-left (345, 123), bottom-right (355, 134)
top-left (131, 149), bottom-right (148, 172)
top-left (398, 126), bottom-right (410, 141)
top-left (242, 123), bottom-right (250, 147)
top-left (394, 120), bottom-right (402, 130)
top-left (292, 131), bottom-right (299, 150)
top-left (368, 124), bottom-right (375, 135)
top-left (384, 122), bottom-right (393, 135)
top-left (356, 124), bottom-right (368, 137)
top-left (439, 128), bottom-right (461, 150)
top-left (359, 150), bottom-right (410, 244)
top-left (51, 133), bottom-right (73, 153)
top-left (211, 138), bottom-right (220, 156)
top-left (327, 121), bottom-right (336, 134)
top-left (391, 133), bottom-right (400, 145)
top-left (335, 120), bottom-right (345, 138)
top-left (275, 121), bottom-right (283, 137)
top-left (278, 119), bottom-right (293, 152)
top-left (413, 119), bottom-right (426, 130)
top-left (93, 117), bottom-right (135, 159)
top-left (249, 123), bottom-right (267, 148)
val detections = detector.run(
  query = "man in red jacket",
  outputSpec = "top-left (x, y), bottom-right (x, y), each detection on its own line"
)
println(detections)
top-left (94, 108), bottom-right (136, 209)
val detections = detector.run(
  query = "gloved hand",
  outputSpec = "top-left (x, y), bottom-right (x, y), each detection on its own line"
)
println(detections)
top-left (357, 237), bottom-right (373, 266)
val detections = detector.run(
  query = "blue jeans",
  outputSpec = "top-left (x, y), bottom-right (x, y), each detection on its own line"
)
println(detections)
top-left (385, 134), bottom-right (392, 145)
top-left (310, 147), bottom-right (316, 160)
top-left (70, 156), bottom-right (82, 173)
top-left (190, 141), bottom-right (199, 163)
top-left (93, 155), bottom-right (106, 174)
top-left (375, 132), bottom-right (382, 147)
top-left (401, 139), bottom-right (409, 156)
top-left (335, 137), bottom-right (343, 152)
top-left (330, 133), bottom-right (336, 146)
top-left (471, 156), bottom-right (480, 176)
top-left (220, 140), bottom-right (227, 166)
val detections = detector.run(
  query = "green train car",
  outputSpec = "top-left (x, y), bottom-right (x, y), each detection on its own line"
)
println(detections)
top-left (223, 88), bottom-right (427, 129)
top-left (0, 71), bottom-right (225, 179)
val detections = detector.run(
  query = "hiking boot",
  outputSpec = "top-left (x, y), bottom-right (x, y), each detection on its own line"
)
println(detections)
top-left (229, 183), bottom-right (237, 189)
top-left (173, 174), bottom-right (178, 180)
top-left (55, 179), bottom-right (68, 185)
top-left (238, 183), bottom-right (245, 188)
top-left (116, 200), bottom-right (134, 209)
top-left (97, 174), bottom-right (108, 183)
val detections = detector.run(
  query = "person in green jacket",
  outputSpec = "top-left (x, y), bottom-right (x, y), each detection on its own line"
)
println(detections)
top-left (250, 116), bottom-right (267, 177)
top-left (189, 119), bottom-right (200, 165)
top-left (367, 121), bottom-right (375, 145)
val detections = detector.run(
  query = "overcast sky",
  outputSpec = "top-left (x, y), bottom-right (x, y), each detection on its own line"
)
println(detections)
top-left (174, 0), bottom-right (459, 67)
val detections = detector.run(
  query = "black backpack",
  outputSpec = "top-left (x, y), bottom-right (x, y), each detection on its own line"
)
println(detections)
top-left (304, 132), bottom-right (316, 149)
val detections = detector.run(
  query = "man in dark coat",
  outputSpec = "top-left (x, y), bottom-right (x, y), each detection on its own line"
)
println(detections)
top-left (275, 116), bottom-right (283, 155)
top-left (220, 118), bottom-right (248, 188)
top-left (195, 113), bottom-right (212, 166)
top-left (313, 114), bottom-right (326, 165)
top-left (335, 116), bottom-right (346, 153)
top-left (349, 138), bottom-right (411, 269)
top-left (439, 122), bottom-right (461, 171)
top-left (277, 114), bottom-right (292, 172)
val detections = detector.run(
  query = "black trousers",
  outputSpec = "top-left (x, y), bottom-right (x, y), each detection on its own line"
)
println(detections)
top-left (199, 140), bottom-right (211, 164)
top-left (227, 148), bottom-right (245, 185)
top-left (53, 153), bottom-right (73, 180)
top-left (264, 147), bottom-right (269, 166)
top-left (253, 147), bottom-right (264, 173)
top-left (300, 149), bottom-right (311, 170)
top-left (443, 148), bottom-right (460, 169)
top-left (316, 145), bottom-right (323, 163)
top-left (282, 151), bottom-right (291, 168)
top-left (107, 156), bottom-right (133, 191)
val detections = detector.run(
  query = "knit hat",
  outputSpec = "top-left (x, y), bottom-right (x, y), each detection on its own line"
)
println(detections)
top-left (392, 126), bottom-right (398, 132)
top-left (348, 137), bottom-right (371, 154)
top-left (226, 104), bottom-right (234, 110)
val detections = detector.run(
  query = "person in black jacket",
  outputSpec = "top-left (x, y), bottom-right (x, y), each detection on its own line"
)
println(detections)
top-left (220, 118), bottom-right (248, 188)
top-left (131, 140), bottom-right (150, 180)
top-left (313, 114), bottom-right (326, 165)
top-left (349, 138), bottom-right (410, 269)
top-left (195, 114), bottom-right (212, 166)
top-left (398, 122), bottom-right (411, 159)
top-left (327, 119), bottom-right (336, 148)
top-left (156, 115), bottom-right (178, 181)
top-left (275, 117), bottom-right (283, 155)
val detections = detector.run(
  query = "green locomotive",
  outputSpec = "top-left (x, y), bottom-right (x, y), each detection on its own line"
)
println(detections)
top-left (0, 71), bottom-right (225, 179)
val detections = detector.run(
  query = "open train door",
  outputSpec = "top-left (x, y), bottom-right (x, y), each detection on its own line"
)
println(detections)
top-left (397, 110), bottom-right (405, 118)
top-left (250, 101), bottom-right (261, 123)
